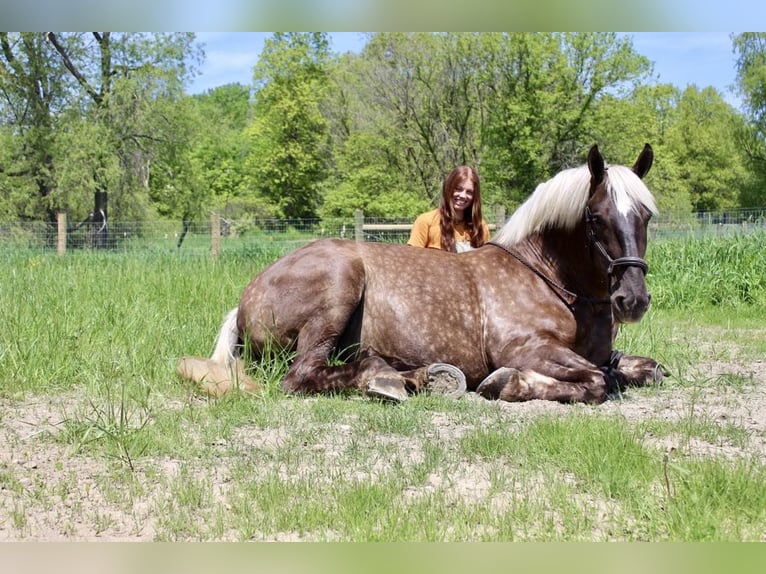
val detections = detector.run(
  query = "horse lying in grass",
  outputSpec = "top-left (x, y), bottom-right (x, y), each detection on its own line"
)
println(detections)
top-left (178, 144), bottom-right (667, 404)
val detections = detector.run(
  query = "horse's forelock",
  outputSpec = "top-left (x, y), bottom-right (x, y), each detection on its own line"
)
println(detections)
top-left (605, 165), bottom-right (659, 217)
top-left (493, 163), bottom-right (658, 248)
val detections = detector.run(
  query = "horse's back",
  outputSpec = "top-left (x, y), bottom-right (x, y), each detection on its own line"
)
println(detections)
top-left (352, 242), bottom-right (491, 379)
top-left (237, 238), bottom-right (490, 378)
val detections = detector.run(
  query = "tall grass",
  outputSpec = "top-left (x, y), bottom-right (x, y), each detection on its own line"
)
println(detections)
top-left (647, 232), bottom-right (766, 309)
top-left (0, 248), bottom-right (285, 395)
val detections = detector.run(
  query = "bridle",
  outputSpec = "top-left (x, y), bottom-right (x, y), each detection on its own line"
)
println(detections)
top-left (585, 207), bottom-right (649, 277)
top-left (487, 203), bottom-right (649, 308)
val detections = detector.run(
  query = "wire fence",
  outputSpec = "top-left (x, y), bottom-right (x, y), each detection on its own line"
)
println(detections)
top-left (1, 208), bottom-right (765, 257)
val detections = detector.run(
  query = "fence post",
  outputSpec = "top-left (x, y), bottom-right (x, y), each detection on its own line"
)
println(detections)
top-left (494, 204), bottom-right (506, 230)
top-left (354, 209), bottom-right (364, 242)
top-left (211, 212), bottom-right (220, 260)
top-left (57, 212), bottom-right (66, 256)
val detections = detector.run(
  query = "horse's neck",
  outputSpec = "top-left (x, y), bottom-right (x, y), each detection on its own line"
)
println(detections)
top-left (519, 227), bottom-right (608, 299)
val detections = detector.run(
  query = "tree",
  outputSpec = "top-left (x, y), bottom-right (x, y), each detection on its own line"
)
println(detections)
top-left (190, 84), bottom-right (252, 218)
top-left (322, 33), bottom-right (652, 216)
top-left (590, 84), bottom-right (692, 212)
top-left (666, 86), bottom-right (749, 212)
top-left (318, 130), bottom-right (428, 219)
top-left (0, 33), bottom-right (69, 222)
top-left (45, 32), bottom-right (203, 220)
top-left (243, 33), bottom-right (331, 219)
top-left (732, 32), bottom-right (766, 204)
top-left (343, 33), bottom-right (489, 204)
top-left (478, 33), bottom-right (651, 205)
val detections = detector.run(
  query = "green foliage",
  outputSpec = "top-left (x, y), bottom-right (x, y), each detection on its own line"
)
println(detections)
top-left (0, 33), bottom-right (201, 221)
top-left (732, 33), bottom-right (766, 205)
top-left (0, 33), bottom-right (68, 220)
top-left (0, 126), bottom-right (40, 219)
top-left (319, 131), bottom-right (430, 218)
top-left (51, 113), bottom-right (123, 221)
top-left (243, 33), bottom-right (331, 219)
top-left (733, 33), bottom-right (766, 128)
top-left (666, 86), bottom-right (749, 211)
top-left (480, 33), bottom-right (652, 203)
top-left (2, 32), bottom-right (765, 227)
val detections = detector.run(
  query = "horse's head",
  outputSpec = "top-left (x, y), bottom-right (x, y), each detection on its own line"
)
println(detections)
top-left (586, 144), bottom-right (656, 323)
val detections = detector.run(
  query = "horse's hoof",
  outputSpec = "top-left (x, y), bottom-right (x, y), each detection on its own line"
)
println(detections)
top-left (426, 363), bottom-right (466, 398)
top-left (367, 377), bottom-right (408, 402)
top-left (476, 367), bottom-right (519, 400)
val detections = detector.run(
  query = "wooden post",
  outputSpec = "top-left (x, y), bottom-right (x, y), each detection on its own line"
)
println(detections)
top-left (494, 204), bottom-right (506, 230)
top-left (211, 213), bottom-right (220, 260)
top-left (57, 212), bottom-right (66, 256)
top-left (354, 209), bottom-right (364, 242)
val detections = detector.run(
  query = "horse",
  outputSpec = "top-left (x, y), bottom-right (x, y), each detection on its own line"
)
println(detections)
top-left (177, 144), bottom-right (667, 404)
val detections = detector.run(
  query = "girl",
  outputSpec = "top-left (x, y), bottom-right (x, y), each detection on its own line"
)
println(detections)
top-left (407, 165), bottom-right (490, 252)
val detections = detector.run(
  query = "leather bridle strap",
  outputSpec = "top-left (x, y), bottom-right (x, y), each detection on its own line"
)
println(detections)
top-left (585, 208), bottom-right (649, 276)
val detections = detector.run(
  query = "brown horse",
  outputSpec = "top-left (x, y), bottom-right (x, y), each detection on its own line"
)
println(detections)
top-left (177, 144), bottom-right (666, 404)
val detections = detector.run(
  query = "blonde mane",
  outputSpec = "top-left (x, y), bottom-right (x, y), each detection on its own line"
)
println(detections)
top-left (493, 164), bottom-right (658, 247)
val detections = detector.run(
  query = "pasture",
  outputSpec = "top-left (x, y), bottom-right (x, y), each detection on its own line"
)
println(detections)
top-left (0, 233), bottom-right (765, 541)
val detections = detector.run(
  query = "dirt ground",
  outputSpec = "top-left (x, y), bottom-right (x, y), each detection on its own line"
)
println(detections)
top-left (1, 357), bottom-right (764, 541)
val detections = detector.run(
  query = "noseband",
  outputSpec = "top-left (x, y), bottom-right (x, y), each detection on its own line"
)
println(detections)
top-left (585, 207), bottom-right (649, 276)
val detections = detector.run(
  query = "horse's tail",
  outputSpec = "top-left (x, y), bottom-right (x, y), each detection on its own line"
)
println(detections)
top-left (210, 307), bottom-right (240, 365)
top-left (176, 306), bottom-right (259, 396)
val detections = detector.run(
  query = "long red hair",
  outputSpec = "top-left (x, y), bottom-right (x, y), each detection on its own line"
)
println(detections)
top-left (438, 166), bottom-right (485, 252)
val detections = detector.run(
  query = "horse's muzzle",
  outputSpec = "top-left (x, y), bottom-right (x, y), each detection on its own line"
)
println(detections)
top-left (612, 288), bottom-right (651, 323)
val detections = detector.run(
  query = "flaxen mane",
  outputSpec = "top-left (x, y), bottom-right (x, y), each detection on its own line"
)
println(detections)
top-left (493, 164), bottom-right (658, 248)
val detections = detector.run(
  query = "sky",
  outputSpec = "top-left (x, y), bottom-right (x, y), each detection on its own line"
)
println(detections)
top-left (187, 32), bottom-right (744, 110)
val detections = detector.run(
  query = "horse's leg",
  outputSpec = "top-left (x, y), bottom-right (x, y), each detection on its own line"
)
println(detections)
top-left (286, 359), bottom-right (467, 401)
top-left (608, 324), bottom-right (669, 390)
top-left (279, 314), bottom-right (410, 401)
top-left (476, 347), bottom-right (609, 404)
top-left (476, 367), bottom-right (608, 404)
top-left (602, 351), bottom-right (669, 391)
top-left (177, 307), bottom-right (260, 397)
top-left (282, 351), bottom-right (410, 402)
top-left (176, 356), bottom-right (259, 397)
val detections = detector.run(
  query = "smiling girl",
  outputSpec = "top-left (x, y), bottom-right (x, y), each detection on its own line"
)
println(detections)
top-left (407, 165), bottom-right (490, 252)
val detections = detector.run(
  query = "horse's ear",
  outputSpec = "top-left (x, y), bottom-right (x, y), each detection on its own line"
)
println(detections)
top-left (632, 143), bottom-right (654, 179)
top-left (587, 144), bottom-right (605, 186)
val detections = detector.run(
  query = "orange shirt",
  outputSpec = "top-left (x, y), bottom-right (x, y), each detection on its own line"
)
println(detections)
top-left (407, 209), bottom-right (490, 252)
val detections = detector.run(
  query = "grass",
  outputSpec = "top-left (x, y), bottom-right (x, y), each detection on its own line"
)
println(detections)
top-left (0, 237), bottom-right (765, 541)
top-left (647, 232), bottom-right (766, 309)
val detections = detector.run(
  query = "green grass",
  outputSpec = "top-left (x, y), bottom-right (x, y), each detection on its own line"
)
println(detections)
top-left (0, 238), bottom-right (765, 541)
top-left (647, 232), bottom-right (766, 309)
